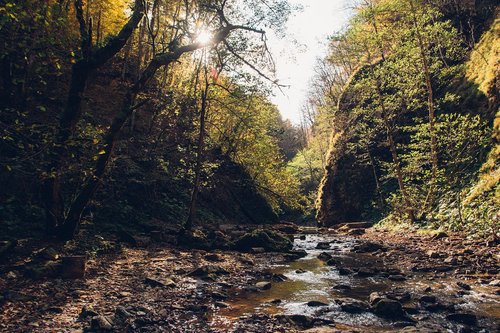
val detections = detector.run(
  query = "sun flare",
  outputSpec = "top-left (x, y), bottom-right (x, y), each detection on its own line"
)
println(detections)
top-left (196, 30), bottom-right (213, 45)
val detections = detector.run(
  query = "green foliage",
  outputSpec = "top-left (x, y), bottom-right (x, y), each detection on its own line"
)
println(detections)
top-left (311, 0), bottom-right (498, 234)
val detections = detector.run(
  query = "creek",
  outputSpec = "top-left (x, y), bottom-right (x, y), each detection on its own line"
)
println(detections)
top-left (213, 234), bottom-right (500, 332)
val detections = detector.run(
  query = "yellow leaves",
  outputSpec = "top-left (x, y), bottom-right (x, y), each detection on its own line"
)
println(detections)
top-left (98, 149), bottom-right (106, 155)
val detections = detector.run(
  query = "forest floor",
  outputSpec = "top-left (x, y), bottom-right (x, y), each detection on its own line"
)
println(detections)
top-left (0, 224), bottom-right (499, 332)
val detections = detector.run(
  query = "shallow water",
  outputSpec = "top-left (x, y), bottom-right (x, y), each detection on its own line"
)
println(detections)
top-left (214, 234), bottom-right (500, 332)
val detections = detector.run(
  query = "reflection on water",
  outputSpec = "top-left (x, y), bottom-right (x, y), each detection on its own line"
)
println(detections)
top-left (214, 234), bottom-right (500, 331)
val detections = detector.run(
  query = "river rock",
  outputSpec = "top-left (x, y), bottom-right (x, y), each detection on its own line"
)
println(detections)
top-left (286, 249), bottom-right (308, 261)
top-left (389, 274), bottom-right (407, 281)
top-left (355, 268), bottom-right (377, 277)
top-left (426, 250), bottom-right (441, 258)
top-left (348, 228), bottom-right (365, 235)
top-left (307, 300), bottom-right (329, 307)
top-left (316, 242), bottom-right (331, 250)
top-left (115, 306), bottom-right (132, 319)
top-left (211, 291), bottom-right (228, 300)
top-left (251, 247), bottom-right (265, 253)
top-left (369, 292), bottom-right (384, 305)
top-left (332, 284), bottom-right (351, 291)
top-left (91, 315), bottom-right (114, 331)
top-left (456, 281), bottom-right (471, 290)
top-left (446, 313), bottom-right (477, 326)
top-left (343, 222), bottom-right (373, 229)
top-left (144, 276), bottom-right (176, 288)
top-left (271, 273), bottom-right (288, 282)
top-left (419, 295), bottom-right (437, 304)
top-left (256, 281), bottom-right (272, 290)
top-left (188, 265), bottom-right (228, 279)
top-left (37, 247), bottom-right (59, 261)
top-left (325, 258), bottom-right (337, 266)
top-left (204, 253), bottom-right (222, 262)
top-left (214, 301), bottom-right (230, 308)
top-left (335, 298), bottom-right (370, 313)
top-left (234, 230), bottom-right (293, 252)
top-left (338, 267), bottom-right (354, 275)
top-left (318, 252), bottom-right (332, 261)
top-left (432, 231), bottom-right (448, 240)
top-left (275, 223), bottom-right (298, 234)
top-left (353, 241), bottom-right (384, 253)
top-left (303, 327), bottom-right (338, 333)
top-left (372, 298), bottom-right (405, 318)
top-left (80, 306), bottom-right (100, 319)
top-left (275, 314), bottom-right (315, 329)
top-left (186, 304), bottom-right (208, 312)
top-left (443, 257), bottom-right (458, 265)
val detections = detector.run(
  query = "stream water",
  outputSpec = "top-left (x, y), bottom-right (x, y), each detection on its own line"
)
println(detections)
top-left (213, 234), bottom-right (500, 332)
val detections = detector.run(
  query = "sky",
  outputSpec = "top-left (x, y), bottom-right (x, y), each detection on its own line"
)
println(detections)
top-left (267, 0), bottom-right (354, 124)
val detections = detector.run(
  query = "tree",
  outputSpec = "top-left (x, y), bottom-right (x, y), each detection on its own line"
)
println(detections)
top-left (51, 0), bottom-right (293, 240)
top-left (42, 0), bottom-right (145, 236)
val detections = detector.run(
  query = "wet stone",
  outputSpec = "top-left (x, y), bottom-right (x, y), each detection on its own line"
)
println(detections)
top-left (316, 242), bottom-right (331, 250)
top-left (307, 300), bottom-right (329, 307)
top-left (215, 301), bottom-right (230, 308)
top-left (419, 295), bottom-right (437, 304)
top-left (318, 252), bottom-right (332, 261)
top-left (255, 281), bottom-right (272, 290)
top-left (456, 281), bottom-right (471, 290)
top-left (332, 284), bottom-right (351, 291)
top-left (489, 279), bottom-right (500, 287)
top-left (338, 267), bottom-right (354, 276)
top-left (335, 298), bottom-right (370, 313)
top-left (389, 274), bottom-right (407, 281)
top-left (286, 249), bottom-right (308, 261)
top-left (325, 258), bottom-right (337, 266)
top-left (355, 268), bottom-right (377, 277)
top-left (446, 313), bottom-right (477, 326)
top-left (372, 298), bottom-right (405, 319)
top-left (353, 241), bottom-right (384, 253)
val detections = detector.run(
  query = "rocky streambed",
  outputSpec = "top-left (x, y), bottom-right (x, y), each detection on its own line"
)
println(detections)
top-left (211, 231), bottom-right (500, 332)
top-left (1, 225), bottom-right (499, 332)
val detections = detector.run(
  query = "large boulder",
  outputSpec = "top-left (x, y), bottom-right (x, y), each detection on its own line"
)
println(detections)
top-left (233, 229), bottom-right (293, 252)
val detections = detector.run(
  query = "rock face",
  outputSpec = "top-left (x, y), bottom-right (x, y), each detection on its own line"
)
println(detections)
top-left (201, 158), bottom-right (279, 225)
top-left (315, 65), bottom-right (383, 227)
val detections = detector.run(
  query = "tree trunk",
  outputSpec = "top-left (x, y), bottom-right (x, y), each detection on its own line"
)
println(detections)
top-left (56, 22), bottom-right (255, 239)
top-left (186, 70), bottom-right (210, 231)
top-left (367, 145), bottom-right (384, 209)
top-left (41, 1), bottom-right (144, 238)
top-left (42, 62), bottom-right (90, 233)
top-left (409, 0), bottom-right (439, 210)
top-left (364, 43), bottom-right (415, 223)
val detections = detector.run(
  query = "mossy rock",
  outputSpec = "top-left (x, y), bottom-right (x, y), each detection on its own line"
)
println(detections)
top-left (233, 229), bottom-right (293, 252)
top-left (177, 229), bottom-right (211, 250)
